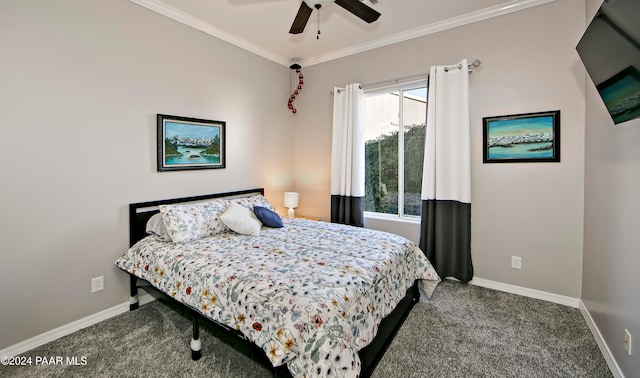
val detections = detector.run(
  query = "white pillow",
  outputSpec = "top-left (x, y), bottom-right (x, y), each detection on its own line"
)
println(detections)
top-left (220, 202), bottom-right (262, 236)
top-left (145, 213), bottom-right (171, 242)
top-left (159, 199), bottom-right (227, 243)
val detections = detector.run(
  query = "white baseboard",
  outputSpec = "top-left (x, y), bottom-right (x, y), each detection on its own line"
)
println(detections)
top-left (0, 292), bottom-right (156, 358)
top-left (578, 300), bottom-right (625, 378)
top-left (469, 277), bottom-right (580, 308)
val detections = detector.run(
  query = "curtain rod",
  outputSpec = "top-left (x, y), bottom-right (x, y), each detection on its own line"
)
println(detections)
top-left (445, 59), bottom-right (482, 72)
top-left (331, 59), bottom-right (481, 94)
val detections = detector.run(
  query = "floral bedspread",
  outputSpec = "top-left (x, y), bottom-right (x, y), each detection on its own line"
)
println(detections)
top-left (115, 218), bottom-right (440, 377)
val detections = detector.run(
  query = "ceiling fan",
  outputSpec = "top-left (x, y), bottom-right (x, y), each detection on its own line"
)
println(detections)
top-left (289, 0), bottom-right (381, 35)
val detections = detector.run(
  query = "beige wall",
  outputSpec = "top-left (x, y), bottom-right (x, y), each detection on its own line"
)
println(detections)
top-left (582, 0), bottom-right (640, 376)
top-left (0, 0), bottom-right (293, 349)
top-left (293, 0), bottom-right (586, 297)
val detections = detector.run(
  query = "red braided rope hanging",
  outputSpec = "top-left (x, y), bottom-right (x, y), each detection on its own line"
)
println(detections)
top-left (288, 63), bottom-right (304, 114)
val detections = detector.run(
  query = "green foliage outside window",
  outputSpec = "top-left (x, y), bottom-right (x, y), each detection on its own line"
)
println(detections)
top-left (364, 123), bottom-right (426, 216)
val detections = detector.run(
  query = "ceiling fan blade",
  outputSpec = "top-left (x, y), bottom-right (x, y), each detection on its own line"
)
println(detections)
top-left (334, 0), bottom-right (380, 23)
top-left (289, 2), bottom-right (314, 34)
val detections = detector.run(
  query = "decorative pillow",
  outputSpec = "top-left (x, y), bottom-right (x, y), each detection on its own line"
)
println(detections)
top-left (254, 206), bottom-right (283, 228)
top-left (159, 199), bottom-right (227, 243)
top-left (220, 202), bottom-right (262, 236)
top-left (231, 195), bottom-right (277, 212)
top-left (145, 213), bottom-right (171, 242)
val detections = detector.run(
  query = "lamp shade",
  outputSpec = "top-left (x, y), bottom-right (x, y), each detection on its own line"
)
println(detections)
top-left (283, 192), bottom-right (299, 208)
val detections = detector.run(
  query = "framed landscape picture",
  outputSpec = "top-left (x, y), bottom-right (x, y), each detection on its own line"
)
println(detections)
top-left (483, 110), bottom-right (560, 163)
top-left (157, 114), bottom-right (225, 172)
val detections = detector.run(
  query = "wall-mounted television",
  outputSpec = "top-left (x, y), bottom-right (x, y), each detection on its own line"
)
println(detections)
top-left (576, 0), bottom-right (640, 125)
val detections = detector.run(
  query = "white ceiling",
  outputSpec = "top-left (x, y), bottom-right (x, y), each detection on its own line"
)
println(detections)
top-left (130, 0), bottom-right (554, 67)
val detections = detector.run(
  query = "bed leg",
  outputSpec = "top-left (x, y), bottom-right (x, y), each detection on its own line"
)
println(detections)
top-left (191, 316), bottom-right (202, 360)
top-left (412, 282), bottom-right (420, 303)
top-left (129, 275), bottom-right (139, 311)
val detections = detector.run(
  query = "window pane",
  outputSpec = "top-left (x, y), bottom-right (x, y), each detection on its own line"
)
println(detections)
top-left (364, 92), bottom-right (399, 214)
top-left (402, 87), bottom-right (427, 216)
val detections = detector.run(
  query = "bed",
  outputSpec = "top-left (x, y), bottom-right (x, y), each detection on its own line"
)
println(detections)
top-left (116, 188), bottom-right (440, 377)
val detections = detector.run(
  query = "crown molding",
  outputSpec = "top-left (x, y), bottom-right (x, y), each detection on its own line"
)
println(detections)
top-left (128, 0), bottom-right (291, 67)
top-left (129, 0), bottom-right (555, 68)
top-left (303, 0), bottom-right (555, 66)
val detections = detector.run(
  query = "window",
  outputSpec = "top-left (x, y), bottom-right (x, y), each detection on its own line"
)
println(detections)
top-left (364, 81), bottom-right (427, 218)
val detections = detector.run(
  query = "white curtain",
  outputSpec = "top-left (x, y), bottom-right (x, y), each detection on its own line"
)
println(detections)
top-left (419, 59), bottom-right (473, 282)
top-left (330, 83), bottom-right (365, 226)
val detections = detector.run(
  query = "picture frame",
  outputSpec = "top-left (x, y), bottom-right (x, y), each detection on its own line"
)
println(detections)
top-left (157, 114), bottom-right (225, 172)
top-left (483, 110), bottom-right (560, 163)
top-left (596, 66), bottom-right (640, 125)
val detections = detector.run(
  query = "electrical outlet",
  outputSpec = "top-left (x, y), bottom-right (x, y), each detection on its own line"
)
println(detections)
top-left (511, 256), bottom-right (522, 270)
top-left (91, 276), bottom-right (104, 293)
top-left (624, 329), bottom-right (632, 355)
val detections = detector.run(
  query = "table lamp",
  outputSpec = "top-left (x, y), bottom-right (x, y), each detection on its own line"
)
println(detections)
top-left (283, 192), bottom-right (299, 218)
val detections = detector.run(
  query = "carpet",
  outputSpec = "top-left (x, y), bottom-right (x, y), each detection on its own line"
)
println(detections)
top-left (1, 281), bottom-right (611, 377)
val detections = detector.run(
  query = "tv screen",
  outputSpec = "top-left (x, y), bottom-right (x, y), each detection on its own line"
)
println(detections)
top-left (576, 0), bottom-right (640, 125)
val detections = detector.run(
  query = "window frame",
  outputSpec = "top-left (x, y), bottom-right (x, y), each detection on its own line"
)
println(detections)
top-left (363, 79), bottom-right (428, 221)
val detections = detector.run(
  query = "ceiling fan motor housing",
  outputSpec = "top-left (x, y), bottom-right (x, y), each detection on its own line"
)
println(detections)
top-left (303, 0), bottom-right (333, 9)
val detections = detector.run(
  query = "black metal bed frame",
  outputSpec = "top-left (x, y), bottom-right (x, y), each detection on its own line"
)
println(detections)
top-left (122, 188), bottom-right (420, 378)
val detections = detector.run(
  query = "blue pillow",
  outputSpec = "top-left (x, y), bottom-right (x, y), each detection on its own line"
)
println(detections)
top-left (254, 206), bottom-right (284, 228)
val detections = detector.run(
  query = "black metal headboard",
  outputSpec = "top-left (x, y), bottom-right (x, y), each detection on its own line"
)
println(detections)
top-left (128, 188), bottom-right (265, 246)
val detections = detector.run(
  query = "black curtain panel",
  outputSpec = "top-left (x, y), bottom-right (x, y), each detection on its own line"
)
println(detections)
top-left (420, 200), bottom-right (472, 282)
top-left (330, 195), bottom-right (364, 227)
